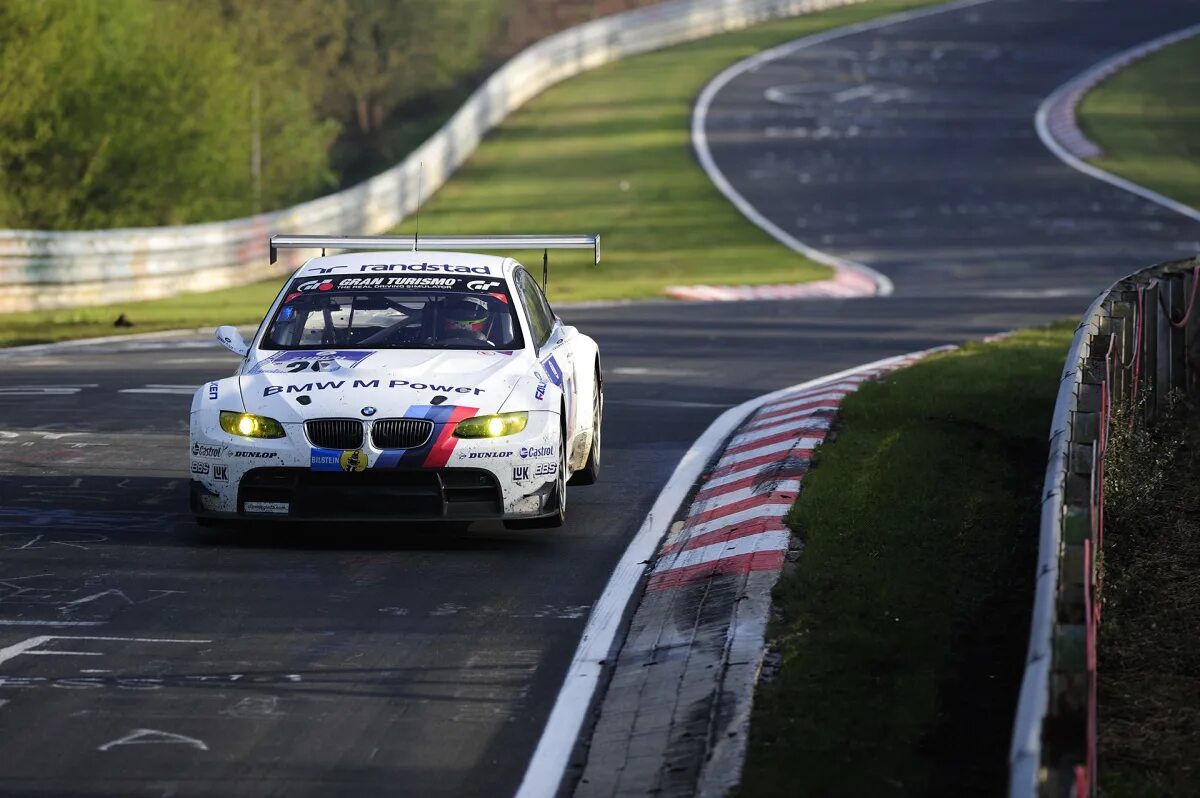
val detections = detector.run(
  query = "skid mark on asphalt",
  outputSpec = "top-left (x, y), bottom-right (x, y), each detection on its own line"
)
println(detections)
top-left (0, 385), bottom-right (98, 396)
top-left (451, 649), bottom-right (540, 723)
top-left (378, 603), bottom-right (591, 621)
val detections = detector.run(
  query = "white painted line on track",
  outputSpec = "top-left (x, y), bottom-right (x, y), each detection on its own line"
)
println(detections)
top-left (605, 398), bottom-right (733, 409)
top-left (0, 328), bottom-right (216, 357)
top-left (610, 367), bottom-right (698, 377)
top-left (691, 0), bottom-right (1003, 302)
top-left (118, 385), bottom-right (199, 395)
top-left (1034, 22), bottom-right (1200, 224)
top-left (0, 635), bottom-right (212, 667)
top-left (514, 351), bottom-right (930, 798)
top-left (0, 620), bottom-right (106, 628)
top-left (0, 385), bottom-right (98, 396)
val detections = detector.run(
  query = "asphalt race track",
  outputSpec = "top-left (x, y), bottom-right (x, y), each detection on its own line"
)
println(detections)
top-left (702, 0), bottom-right (1200, 297)
top-left (2, 1), bottom-right (1199, 796)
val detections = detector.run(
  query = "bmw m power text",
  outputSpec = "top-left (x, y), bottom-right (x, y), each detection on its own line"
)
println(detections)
top-left (189, 234), bottom-right (602, 529)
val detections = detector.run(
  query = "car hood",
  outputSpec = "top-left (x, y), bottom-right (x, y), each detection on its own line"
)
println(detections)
top-left (238, 348), bottom-right (531, 422)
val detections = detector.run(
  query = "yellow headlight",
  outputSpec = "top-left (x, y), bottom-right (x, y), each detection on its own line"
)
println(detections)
top-left (453, 412), bottom-right (528, 439)
top-left (220, 411), bottom-right (286, 439)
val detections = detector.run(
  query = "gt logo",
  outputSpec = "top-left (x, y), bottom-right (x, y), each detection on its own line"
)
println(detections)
top-left (512, 466), bottom-right (530, 481)
top-left (297, 279), bottom-right (334, 291)
top-left (467, 280), bottom-right (501, 291)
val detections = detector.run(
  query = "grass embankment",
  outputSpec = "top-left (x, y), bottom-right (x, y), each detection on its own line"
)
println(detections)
top-left (0, 0), bottom-right (945, 347)
top-left (1078, 34), bottom-right (1200, 210)
top-left (1100, 404), bottom-right (1200, 796)
top-left (737, 324), bottom-right (1075, 797)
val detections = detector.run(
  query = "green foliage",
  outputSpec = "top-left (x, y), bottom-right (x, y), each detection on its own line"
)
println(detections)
top-left (0, 0), bottom-right (509, 229)
top-left (0, 0), bottom-right (247, 227)
top-left (738, 322), bottom-right (1076, 797)
top-left (327, 0), bottom-right (500, 172)
top-left (198, 0), bottom-right (344, 211)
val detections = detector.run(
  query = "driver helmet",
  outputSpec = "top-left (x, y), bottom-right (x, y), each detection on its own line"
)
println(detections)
top-left (442, 296), bottom-right (489, 337)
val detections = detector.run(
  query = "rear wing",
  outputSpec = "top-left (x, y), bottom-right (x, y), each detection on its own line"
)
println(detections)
top-left (269, 234), bottom-right (600, 266)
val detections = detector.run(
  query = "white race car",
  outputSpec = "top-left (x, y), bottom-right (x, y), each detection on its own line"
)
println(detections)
top-left (189, 234), bottom-right (602, 529)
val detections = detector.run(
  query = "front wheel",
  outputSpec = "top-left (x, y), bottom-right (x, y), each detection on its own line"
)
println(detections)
top-left (569, 371), bottom-right (602, 486)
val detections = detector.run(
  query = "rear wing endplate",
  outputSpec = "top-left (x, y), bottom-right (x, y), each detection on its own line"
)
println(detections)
top-left (270, 234), bottom-right (600, 266)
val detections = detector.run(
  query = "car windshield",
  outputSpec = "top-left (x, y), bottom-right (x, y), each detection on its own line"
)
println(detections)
top-left (261, 275), bottom-right (523, 350)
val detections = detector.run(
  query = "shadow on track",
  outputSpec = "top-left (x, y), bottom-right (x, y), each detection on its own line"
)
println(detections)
top-left (0, 474), bottom-right (551, 554)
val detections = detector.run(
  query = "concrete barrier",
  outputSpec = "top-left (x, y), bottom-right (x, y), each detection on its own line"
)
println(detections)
top-left (0, 0), bottom-right (863, 313)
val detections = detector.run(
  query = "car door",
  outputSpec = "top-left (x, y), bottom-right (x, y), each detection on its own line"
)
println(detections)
top-left (515, 269), bottom-right (577, 452)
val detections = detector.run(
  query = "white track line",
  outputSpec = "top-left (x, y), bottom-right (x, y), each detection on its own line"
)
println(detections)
top-left (0, 328), bottom-right (216, 357)
top-left (513, 351), bottom-right (927, 798)
top-left (1034, 22), bottom-right (1200, 224)
top-left (691, 0), bottom-right (1003, 301)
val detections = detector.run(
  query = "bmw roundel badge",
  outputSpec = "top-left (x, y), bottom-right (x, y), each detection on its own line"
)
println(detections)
top-left (361, 406), bottom-right (377, 417)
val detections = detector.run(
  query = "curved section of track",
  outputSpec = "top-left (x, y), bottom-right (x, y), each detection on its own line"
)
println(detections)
top-left (698, 0), bottom-right (1200, 298)
top-left (1035, 21), bottom-right (1200, 224)
top-left (2, 1), bottom-right (1200, 796)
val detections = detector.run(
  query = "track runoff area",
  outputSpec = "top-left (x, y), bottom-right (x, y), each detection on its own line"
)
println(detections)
top-left (3, 2), bottom-right (1200, 798)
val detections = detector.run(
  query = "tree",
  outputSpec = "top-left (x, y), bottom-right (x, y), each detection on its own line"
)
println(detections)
top-left (329, 0), bottom-right (500, 152)
top-left (0, 0), bottom-right (337, 229)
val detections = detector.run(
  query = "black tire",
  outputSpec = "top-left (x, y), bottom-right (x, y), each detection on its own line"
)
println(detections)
top-left (570, 368), bottom-right (602, 486)
top-left (503, 422), bottom-right (568, 530)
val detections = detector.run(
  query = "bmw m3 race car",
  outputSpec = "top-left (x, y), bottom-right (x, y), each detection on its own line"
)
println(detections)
top-left (189, 234), bottom-right (602, 529)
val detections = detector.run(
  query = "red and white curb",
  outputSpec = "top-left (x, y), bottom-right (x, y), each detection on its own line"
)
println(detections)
top-left (645, 373), bottom-right (888, 592)
top-left (664, 268), bottom-right (878, 302)
top-left (1035, 22), bottom-right (1200, 224)
top-left (515, 347), bottom-right (949, 798)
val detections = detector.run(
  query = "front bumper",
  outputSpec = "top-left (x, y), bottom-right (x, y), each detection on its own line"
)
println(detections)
top-left (189, 467), bottom-right (556, 521)
top-left (189, 410), bottom-right (561, 521)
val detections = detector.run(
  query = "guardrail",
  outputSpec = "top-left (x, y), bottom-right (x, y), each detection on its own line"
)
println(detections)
top-left (0, 0), bottom-right (863, 314)
top-left (1009, 255), bottom-right (1200, 798)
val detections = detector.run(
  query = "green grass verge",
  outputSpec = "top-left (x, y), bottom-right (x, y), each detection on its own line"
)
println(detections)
top-left (737, 323), bottom-right (1075, 797)
top-left (0, 0), bottom-right (943, 346)
top-left (1078, 34), bottom-right (1200, 210)
top-left (1099, 401), bottom-right (1200, 797)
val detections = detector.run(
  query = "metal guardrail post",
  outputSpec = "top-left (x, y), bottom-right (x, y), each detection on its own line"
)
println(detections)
top-left (1157, 276), bottom-right (1177, 406)
top-left (1143, 280), bottom-right (1159, 423)
top-left (1112, 295), bottom-right (1135, 408)
top-left (1166, 273), bottom-right (1187, 394)
top-left (1185, 268), bottom-right (1200, 395)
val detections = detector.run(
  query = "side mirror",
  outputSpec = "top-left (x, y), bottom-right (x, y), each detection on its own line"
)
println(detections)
top-left (215, 325), bottom-right (249, 357)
